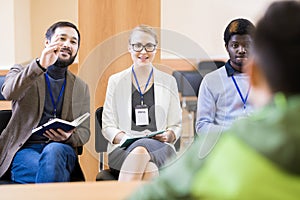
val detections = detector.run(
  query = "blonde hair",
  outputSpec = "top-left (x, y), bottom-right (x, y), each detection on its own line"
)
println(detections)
top-left (128, 24), bottom-right (158, 44)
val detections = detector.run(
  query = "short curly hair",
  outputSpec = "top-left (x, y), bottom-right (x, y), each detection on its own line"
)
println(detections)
top-left (223, 18), bottom-right (255, 46)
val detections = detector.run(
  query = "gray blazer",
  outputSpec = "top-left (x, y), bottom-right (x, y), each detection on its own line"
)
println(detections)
top-left (0, 60), bottom-right (90, 177)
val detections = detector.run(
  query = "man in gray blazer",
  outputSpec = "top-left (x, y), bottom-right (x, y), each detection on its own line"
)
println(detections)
top-left (0, 21), bottom-right (90, 183)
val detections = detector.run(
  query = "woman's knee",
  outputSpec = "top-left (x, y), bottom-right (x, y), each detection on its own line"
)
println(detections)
top-left (130, 146), bottom-right (149, 155)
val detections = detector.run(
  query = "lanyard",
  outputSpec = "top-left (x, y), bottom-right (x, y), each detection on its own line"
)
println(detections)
top-left (132, 66), bottom-right (153, 105)
top-left (231, 76), bottom-right (250, 109)
top-left (45, 73), bottom-right (66, 118)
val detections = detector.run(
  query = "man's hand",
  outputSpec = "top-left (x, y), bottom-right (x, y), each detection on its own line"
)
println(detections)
top-left (43, 128), bottom-right (74, 142)
top-left (39, 36), bottom-right (62, 68)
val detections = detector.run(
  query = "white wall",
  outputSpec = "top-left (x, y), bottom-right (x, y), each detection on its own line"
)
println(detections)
top-left (30, 0), bottom-right (78, 58)
top-left (0, 0), bottom-right (31, 69)
top-left (0, 0), bottom-right (15, 68)
top-left (161, 0), bottom-right (281, 60)
top-left (14, 0), bottom-right (31, 65)
top-left (1, 0), bottom-right (281, 69)
top-left (0, 0), bottom-right (77, 69)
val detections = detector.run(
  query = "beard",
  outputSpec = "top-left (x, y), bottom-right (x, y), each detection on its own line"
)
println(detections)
top-left (231, 56), bottom-right (249, 69)
top-left (232, 59), bottom-right (244, 67)
top-left (54, 52), bottom-right (77, 68)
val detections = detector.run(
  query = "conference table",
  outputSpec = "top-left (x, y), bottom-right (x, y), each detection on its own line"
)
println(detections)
top-left (0, 181), bottom-right (144, 200)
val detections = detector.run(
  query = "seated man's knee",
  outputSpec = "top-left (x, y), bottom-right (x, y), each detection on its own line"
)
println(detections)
top-left (42, 142), bottom-right (76, 159)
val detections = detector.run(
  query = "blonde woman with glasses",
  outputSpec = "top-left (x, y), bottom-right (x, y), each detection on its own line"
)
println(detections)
top-left (102, 25), bottom-right (182, 181)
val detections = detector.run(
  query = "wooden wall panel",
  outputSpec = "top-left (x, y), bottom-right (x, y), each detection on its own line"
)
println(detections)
top-left (0, 70), bottom-right (9, 76)
top-left (79, 0), bottom-right (161, 66)
top-left (78, 0), bottom-right (161, 181)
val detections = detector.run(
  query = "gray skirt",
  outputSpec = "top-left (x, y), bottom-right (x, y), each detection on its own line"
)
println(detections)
top-left (108, 138), bottom-right (176, 177)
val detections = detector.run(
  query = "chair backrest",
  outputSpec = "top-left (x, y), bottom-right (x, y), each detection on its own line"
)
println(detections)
top-left (172, 71), bottom-right (184, 93)
top-left (0, 110), bottom-right (12, 135)
top-left (0, 75), bottom-right (11, 134)
top-left (95, 106), bottom-right (115, 175)
top-left (172, 70), bottom-right (203, 97)
top-left (0, 75), bottom-right (6, 100)
top-left (198, 60), bottom-right (225, 77)
top-left (95, 106), bottom-right (108, 153)
top-left (181, 71), bottom-right (203, 97)
top-left (0, 109), bottom-right (13, 183)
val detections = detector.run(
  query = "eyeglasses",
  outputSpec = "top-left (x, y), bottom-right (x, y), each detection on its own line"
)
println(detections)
top-left (131, 43), bottom-right (156, 52)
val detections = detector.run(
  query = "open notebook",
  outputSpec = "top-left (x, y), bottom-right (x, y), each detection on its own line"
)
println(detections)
top-left (32, 112), bottom-right (90, 136)
top-left (120, 130), bottom-right (165, 148)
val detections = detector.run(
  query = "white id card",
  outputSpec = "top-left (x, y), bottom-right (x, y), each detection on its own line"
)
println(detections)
top-left (135, 105), bottom-right (149, 126)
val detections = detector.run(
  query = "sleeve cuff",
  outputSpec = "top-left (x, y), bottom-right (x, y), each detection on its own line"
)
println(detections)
top-left (36, 58), bottom-right (46, 72)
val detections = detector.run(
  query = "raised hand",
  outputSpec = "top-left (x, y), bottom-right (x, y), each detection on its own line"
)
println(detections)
top-left (39, 36), bottom-right (62, 68)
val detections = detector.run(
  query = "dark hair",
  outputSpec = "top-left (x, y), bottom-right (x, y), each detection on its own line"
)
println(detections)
top-left (223, 18), bottom-right (255, 46)
top-left (254, 1), bottom-right (300, 95)
top-left (45, 21), bottom-right (80, 47)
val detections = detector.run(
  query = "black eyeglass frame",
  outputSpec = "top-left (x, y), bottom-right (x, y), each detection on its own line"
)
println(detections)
top-left (130, 43), bottom-right (157, 52)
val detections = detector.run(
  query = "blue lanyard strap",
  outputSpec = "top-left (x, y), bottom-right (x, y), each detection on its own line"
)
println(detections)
top-left (132, 66), bottom-right (153, 105)
top-left (231, 76), bottom-right (250, 109)
top-left (45, 73), bottom-right (66, 118)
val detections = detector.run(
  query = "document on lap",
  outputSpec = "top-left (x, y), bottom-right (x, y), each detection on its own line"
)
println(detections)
top-left (120, 130), bottom-right (165, 148)
top-left (32, 112), bottom-right (90, 136)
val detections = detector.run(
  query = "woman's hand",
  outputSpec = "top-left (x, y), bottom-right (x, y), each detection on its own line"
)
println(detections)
top-left (113, 131), bottom-right (126, 144)
top-left (153, 130), bottom-right (175, 143)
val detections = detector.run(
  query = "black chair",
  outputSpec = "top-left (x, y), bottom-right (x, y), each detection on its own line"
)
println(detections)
top-left (172, 70), bottom-right (202, 112)
top-left (95, 107), bottom-right (117, 181)
top-left (0, 75), bottom-right (13, 184)
top-left (181, 71), bottom-right (202, 98)
top-left (0, 110), bottom-right (14, 184)
top-left (0, 75), bottom-right (6, 100)
top-left (172, 70), bottom-right (184, 94)
top-left (0, 110), bottom-right (11, 132)
top-left (172, 70), bottom-right (202, 137)
top-left (198, 60), bottom-right (225, 77)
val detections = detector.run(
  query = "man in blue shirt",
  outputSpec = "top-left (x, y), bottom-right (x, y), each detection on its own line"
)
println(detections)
top-left (196, 18), bottom-right (255, 137)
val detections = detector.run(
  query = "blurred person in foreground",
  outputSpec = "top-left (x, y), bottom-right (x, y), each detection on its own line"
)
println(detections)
top-left (129, 1), bottom-right (300, 199)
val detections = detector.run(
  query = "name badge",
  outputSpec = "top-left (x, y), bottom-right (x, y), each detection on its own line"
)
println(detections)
top-left (135, 104), bottom-right (149, 126)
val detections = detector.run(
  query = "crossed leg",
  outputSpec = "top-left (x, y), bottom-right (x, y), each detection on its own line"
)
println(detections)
top-left (118, 146), bottom-right (159, 181)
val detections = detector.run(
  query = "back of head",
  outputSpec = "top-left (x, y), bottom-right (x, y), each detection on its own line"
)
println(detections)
top-left (254, 1), bottom-right (300, 95)
top-left (223, 18), bottom-right (255, 46)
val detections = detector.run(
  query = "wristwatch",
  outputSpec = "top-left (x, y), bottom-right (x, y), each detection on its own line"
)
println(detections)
top-left (36, 58), bottom-right (46, 72)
